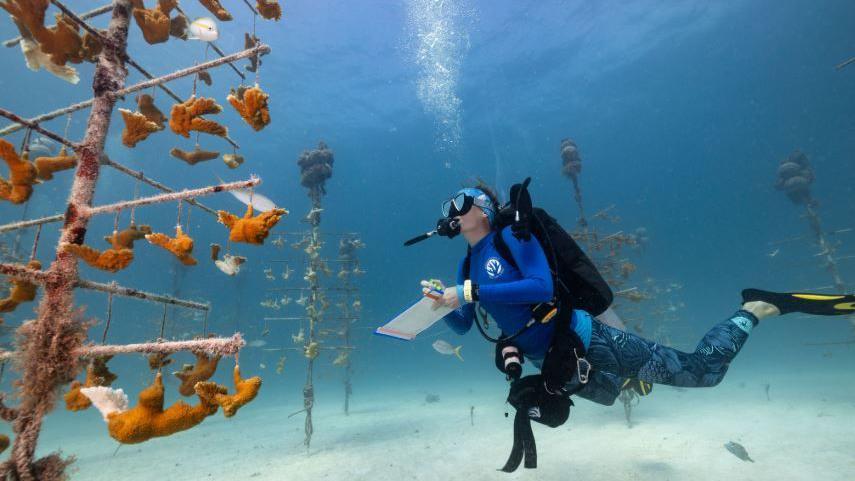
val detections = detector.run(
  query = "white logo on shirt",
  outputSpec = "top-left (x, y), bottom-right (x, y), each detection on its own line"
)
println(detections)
top-left (485, 257), bottom-right (504, 279)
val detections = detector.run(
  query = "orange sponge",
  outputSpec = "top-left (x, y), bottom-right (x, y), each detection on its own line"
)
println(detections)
top-left (228, 85), bottom-right (270, 131)
top-left (0, 139), bottom-right (37, 204)
top-left (195, 364), bottom-right (261, 418)
top-left (0, 259), bottom-right (41, 313)
top-left (146, 225), bottom-right (197, 266)
top-left (169, 96), bottom-right (227, 139)
top-left (106, 372), bottom-right (220, 444)
top-left (174, 351), bottom-right (221, 396)
top-left (217, 204), bottom-right (287, 245)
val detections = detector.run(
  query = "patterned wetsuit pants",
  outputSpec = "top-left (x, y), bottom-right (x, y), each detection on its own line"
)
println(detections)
top-left (574, 310), bottom-right (757, 406)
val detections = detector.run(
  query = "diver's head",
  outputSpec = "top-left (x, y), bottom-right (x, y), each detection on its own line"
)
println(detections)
top-left (442, 187), bottom-right (497, 240)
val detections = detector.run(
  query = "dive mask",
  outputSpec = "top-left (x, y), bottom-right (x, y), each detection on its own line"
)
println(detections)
top-left (442, 188), bottom-right (495, 222)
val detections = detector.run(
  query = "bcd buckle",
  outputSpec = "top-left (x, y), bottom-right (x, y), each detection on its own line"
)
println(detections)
top-left (532, 301), bottom-right (558, 324)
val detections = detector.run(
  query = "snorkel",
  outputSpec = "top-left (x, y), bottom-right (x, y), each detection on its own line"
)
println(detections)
top-left (403, 188), bottom-right (497, 247)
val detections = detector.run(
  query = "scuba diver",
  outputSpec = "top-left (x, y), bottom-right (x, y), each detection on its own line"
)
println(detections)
top-left (416, 179), bottom-right (855, 472)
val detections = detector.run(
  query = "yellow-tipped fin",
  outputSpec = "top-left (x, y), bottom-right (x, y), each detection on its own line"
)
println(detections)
top-left (453, 345), bottom-right (464, 362)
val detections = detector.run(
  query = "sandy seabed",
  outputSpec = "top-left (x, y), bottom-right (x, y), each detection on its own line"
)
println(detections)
top-left (31, 369), bottom-right (855, 481)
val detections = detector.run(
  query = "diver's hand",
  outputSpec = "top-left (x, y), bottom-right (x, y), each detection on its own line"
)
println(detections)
top-left (420, 280), bottom-right (460, 310)
top-left (433, 288), bottom-right (461, 310)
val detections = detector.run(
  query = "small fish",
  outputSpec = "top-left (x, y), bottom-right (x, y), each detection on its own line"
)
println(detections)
top-left (724, 441), bottom-right (754, 462)
top-left (768, 248), bottom-right (780, 258)
top-left (271, 236), bottom-right (285, 248)
top-left (248, 339), bottom-right (267, 348)
top-left (188, 17), bottom-right (218, 42)
top-left (217, 175), bottom-right (277, 212)
top-left (296, 294), bottom-right (308, 307)
top-left (28, 136), bottom-right (58, 156)
top-left (280, 295), bottom-right (292, 306)
top-left (432, 340), bottom-right (463, 361)
top-left (259, 362), bottom-right (267, 369)
top-left (332, 351), bottom-right (349, 366)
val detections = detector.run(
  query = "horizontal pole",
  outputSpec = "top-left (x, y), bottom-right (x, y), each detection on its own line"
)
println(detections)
top-left (100, 155), bottom-right (218, 215)
top-left (78, 333), bottom-right (244, 357)
top-left (50, 0), bottom-right (183, 103)
top-left (0, 262), bottom-right (54, 284)
top-left (0, 214), bottom-right (65, 234)
top-left (0, 44), bottom-right (270, 137)
top-left (76, 279), bottom-right (210, 311)
top-left (1, 335), bottom-right (245, 361)
top-left (114, 43), bottom-right (270, 98)
top-left (0, 108), bottom-right (78, 149)
top-left (82, 177), bottom-right (259, 217)
top-left (0, 98), bottom-right (95, 137)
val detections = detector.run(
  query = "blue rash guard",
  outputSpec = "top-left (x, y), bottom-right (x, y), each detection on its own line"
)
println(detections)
top-left (442, 226), bottom-right (593, 362)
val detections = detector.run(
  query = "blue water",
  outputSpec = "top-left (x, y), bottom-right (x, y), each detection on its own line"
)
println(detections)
top-left (0, 1), bottom-right (854, 479)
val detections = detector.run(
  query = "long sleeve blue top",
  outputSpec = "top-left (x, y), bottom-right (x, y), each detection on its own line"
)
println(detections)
top-left (442, 227), bottom-right (592, 361)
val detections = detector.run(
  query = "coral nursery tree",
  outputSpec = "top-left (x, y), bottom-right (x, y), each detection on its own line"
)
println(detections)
top-left (0, 1), bottom-right (278, 479)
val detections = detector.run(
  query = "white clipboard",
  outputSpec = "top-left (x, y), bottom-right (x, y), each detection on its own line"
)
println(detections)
top-left (375, 290), bottom-right (452, 341)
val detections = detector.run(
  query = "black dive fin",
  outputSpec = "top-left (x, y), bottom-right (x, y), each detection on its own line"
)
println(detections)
top-left (500, 410), bottom-right (537, 472)
top-left (499, 410), bottom-right (525, 472)
top-left (742, 289), bottom-right (855, 316)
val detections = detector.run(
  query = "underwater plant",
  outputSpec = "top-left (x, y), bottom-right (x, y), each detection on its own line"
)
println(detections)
top-left (170, 145), bottom-right (220, 165)
top-left (64, 356), bottom-right (116, 411)
top-left (0, 138), bottom-right (37, 204)
top-left (131, 0), bottom-right (178, 44)
top-left (63, 238), bottom-right (135, 272)
top-left (217, 204), bottom-right (288, 245)
top-left (228, 84), bottom-right (271, 131)
top-left (194, 364), bottom-right (261, 418)
top-left (120, 108), bottom-right (162, 147)
top-left (0, 259), bottom-right (40, 313)
top-left (174, 351), bottom-right (221, 396)
top-left (0, 2), bottom-right (274, 476)
top-left (85, 372), bottom-right (220, 444)
top-left (33, 147), bottom-right (76, 180)
top-left (136, 93), bottom-right (167, 128)
top-left (104, 223), bottom-right (152, 249)
top-left (297, 141), bottom-right (334, 200)
top-left (198, 0), bottom-right (232, 21)
top-left (256, 0), bottom-right (282, 21)
top-left (169, 95), bottom-right (228, 138)
top-left (146, 225), bottom-right (198, 266)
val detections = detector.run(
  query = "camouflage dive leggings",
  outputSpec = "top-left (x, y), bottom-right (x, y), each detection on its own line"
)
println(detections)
top-left (574, 310), bottom-right (757, 406)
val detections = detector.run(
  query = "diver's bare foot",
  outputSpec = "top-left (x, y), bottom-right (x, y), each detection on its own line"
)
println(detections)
top-left (742, 300), bottom-right (780, 320)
